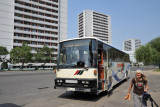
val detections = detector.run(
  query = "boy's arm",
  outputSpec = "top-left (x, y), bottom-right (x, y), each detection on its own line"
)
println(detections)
top-left (124, 81), bottom-right (133, 100)
top-left (144, 84), bottom-right (149, 92)
top-left (127, 81), bottom-right (133, 95)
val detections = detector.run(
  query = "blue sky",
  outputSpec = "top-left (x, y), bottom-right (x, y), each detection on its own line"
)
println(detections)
top-left (67, 0), bottom-right (160, 50)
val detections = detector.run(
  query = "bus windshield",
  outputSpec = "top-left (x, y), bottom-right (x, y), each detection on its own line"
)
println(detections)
top-left (58, 39), bottom-right (97, 69)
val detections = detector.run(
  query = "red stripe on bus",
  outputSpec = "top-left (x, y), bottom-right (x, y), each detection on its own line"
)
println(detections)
top-left (74, 70), bottom-right (79, 75)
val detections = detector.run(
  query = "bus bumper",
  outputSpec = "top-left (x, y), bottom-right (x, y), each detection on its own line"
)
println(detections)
top-left (54, 78), bottom-right (97, 93)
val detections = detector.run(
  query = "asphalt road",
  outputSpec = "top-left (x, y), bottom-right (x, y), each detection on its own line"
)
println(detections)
top-left (130, 65), bottom-right (159, 71)
top-left (0, 69), bottom-right (160, 107)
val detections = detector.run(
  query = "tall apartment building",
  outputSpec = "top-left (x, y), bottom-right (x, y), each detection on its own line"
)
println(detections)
top-left (123, 38), bottom-right (141, 51)
top-left (0, 0), bottom-right (67, 67)
top-left (78, 9), bottom-right (112, 44)
top-left (123, 38), bottom-right (141, 63)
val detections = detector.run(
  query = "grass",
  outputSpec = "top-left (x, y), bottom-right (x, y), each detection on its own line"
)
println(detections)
top-left (154, 69), bottom-right (160, 72)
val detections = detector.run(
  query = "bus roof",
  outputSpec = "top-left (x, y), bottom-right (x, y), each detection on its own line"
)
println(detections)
top-left (60, 37), bottom-right (128, 55)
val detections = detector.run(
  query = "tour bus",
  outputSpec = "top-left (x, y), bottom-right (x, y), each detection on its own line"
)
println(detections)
top-left (54, 37), bottom-right (130, 95)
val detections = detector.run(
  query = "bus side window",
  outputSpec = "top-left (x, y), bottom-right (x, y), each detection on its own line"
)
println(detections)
top-left (112, 52), bottom-right (117, 61)
top-left (108, 51), bottom-right (112, 67)
top-left (124, 54), bottom-right (129, 62)
top-left (119, 54), bottom-right (123, 62)
top-left (103, 50), bottom-right (107, 61)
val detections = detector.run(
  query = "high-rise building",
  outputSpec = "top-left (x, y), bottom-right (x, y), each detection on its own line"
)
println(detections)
top-left (0, 0), bottom-right (67, 67)
top-left (123, 38), bottom-right (141, 63)
top-left (123, 38), bottom-right (141, 51)
top-left (78, 9), bottom-right (112, 44)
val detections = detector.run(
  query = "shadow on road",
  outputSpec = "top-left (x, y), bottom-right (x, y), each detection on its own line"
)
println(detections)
top-left (0, 103), bottom-right (25, 107)
top-left (108, 78), bottom-right (129, 97)
top-left (58, 79), bottom-right (129, 101)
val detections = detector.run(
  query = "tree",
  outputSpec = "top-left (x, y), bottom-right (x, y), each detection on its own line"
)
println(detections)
top-left (0, 46), bottom-right (9, 62)
top-left (34, 45), bottom-right (53, 69)
top-left (151, 48), bottom-right (159, 68)
top-left (135, 44), bottom-right (153, 69)
top-left (148, 37), bottom-right (160, 68)
top-left (10, 43), bottom-right (32, 70)
top-left (135, 46), bottom-right (144, 63)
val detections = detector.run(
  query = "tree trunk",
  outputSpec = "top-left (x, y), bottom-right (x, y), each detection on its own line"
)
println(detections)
top-left (20, 59), bottom-right (24, 70)
top-left (159, 64), bottom-right (160, 69)
top-left (43, 63), bottom-right (46, 70)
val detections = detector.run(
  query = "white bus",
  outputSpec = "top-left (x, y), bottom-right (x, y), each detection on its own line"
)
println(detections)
top-left (54, 37), bottom-right (130, 95)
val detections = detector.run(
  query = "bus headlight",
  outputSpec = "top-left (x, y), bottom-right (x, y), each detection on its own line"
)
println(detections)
top-left (82, 81), bottom-right (85, 84)
top-left (86, 81), bottom-right (89, 84)
top-left (81, 80), bottom-right (89, 84)
top-left (57, 79), bottom-right (63, 83)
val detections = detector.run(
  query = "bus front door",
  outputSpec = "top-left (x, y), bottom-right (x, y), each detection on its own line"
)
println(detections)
top-left (98, 50), bottom-right (104, 91)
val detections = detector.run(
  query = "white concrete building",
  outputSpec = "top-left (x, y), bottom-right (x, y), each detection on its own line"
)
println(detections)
top-left (78, 9), bottom-right (112, 45)
top-left (0, 0), bottom-right (67, 68)
top-left (123, 38), bottom-right (141, 63)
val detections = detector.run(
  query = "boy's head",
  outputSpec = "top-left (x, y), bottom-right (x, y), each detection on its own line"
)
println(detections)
top-left (136, 69), bottom-right (142, 79)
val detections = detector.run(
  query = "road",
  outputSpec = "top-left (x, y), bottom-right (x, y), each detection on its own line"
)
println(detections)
top-left (0, 69), bottom-right (160, 107)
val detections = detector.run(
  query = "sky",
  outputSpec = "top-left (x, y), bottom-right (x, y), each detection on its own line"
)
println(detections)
top-left (67, 0), bottom-right (160, 50)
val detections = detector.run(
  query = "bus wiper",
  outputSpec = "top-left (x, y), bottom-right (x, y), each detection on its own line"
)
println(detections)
top-left (84, 66), bottom-right (88, 71)
top-left (77, 60), bottom-right (88, 70)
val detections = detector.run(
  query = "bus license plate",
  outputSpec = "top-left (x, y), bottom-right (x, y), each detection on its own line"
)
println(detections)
top-left (65, 80), bottom-right (78, 83)
top-left (67, 88), bottom-right (75, 91)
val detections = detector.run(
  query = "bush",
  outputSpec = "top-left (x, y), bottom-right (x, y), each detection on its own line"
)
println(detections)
top-left (1, 62), bottom-right (8, 70)
top-left (154, 69), bottom-right (160, 72)
top-left (35, 66), bottom-right (38, 70)
top-left (53, 66), bottom-right (57, 70)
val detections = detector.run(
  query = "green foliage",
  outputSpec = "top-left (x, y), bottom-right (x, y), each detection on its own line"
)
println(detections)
top-left (135, 46), bottom-right (144, 62)
top-left (53, 66), bottom-right (57, 70)
top-left (148, 37), bottom-right (160, 52)
top-left (34, 45), bottom-right (53, 66)
top-left (35, 66), bottom-right (38, 70)
top-left (1, 62), bottom-right (8, 69)
top-left (148, 37), bottom-right (160, 68)
top-left (135, 36), bottom-right (160, 68)
top-left (154, 69), bottom-right (160, 72)
top-left (10, 43), bottom-right (32, 69)
top-left (151, 48), bottom-right (160, 64)
top-left (0, 46), bottom-right (9, 62)
top-left (135, 44), bottom-right (153, 65)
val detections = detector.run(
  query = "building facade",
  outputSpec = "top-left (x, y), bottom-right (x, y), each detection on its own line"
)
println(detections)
top-left (78, 9), bottom-right (112, 45)
top-left (123, 38), bottom-right (141, 63)
top-left (0, 0), bottom-right (67, 67)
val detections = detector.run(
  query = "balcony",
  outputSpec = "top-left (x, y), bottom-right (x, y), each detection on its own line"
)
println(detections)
top-left (14, 29), bottom-right (58, 38)
top-left (14, 9), bottom-right (58, 22)
top-left (14, 16), bottom-right (58, 27)
top-left (13, 43), bottom-right (58, 49)
top-left (93, 23), bottom-right (108, 29)
top-left (18, 0), bottom-right (58, 11)
top-left (14, 36), bottom-right (58, 43)
top-left (15, 3), bottom-right (58, 16)
top-left (31, 50), bottom-right (57, 55)
top-left (40, 0), bottom-right (59, 6)
top-left (14, 23), bottom-right (58, 32)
